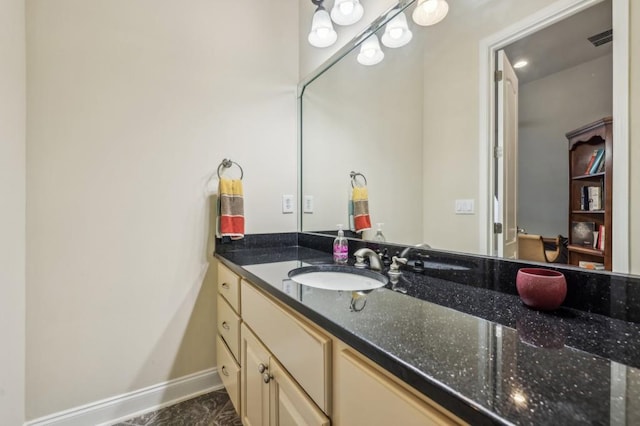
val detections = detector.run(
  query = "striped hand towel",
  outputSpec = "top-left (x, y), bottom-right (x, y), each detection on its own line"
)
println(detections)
top-left (352, 186), bottom-right (371, 233)
top-left (218, 178), bottom-right (244, 240)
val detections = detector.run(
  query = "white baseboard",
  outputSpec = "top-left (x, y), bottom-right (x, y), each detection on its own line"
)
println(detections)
top-left (25, 368), bottom-right (222, 426)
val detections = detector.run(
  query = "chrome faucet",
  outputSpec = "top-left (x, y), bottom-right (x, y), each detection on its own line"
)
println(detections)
top-left (400, 243), bottom-right (431, 260)
top-left (353, 248), bottom-right (383, 271)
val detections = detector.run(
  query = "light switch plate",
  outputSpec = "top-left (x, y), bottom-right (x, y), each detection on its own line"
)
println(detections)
top-left (282, 195), bottom-right (294, 214)
top-left (303, 195), bottom-right (314, 213)
top-left (455, 199), bottom-right (475, 214)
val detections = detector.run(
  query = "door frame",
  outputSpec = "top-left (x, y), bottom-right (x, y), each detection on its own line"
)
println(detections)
top-left (477, 0), bottom-right (629, 272)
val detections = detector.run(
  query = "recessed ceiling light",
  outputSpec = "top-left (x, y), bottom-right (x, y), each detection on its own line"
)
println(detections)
top-left (513, 60), bottom-right (529, 69)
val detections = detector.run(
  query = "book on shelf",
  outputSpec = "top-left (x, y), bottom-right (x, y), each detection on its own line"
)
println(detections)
top-left (589, 148), bottom-right (605, 174)
top-left (588, 186), bottom-right (602, 210)
top-left (580, 186), bottom-right (588, 210)
top-left (596, 153), bottom-right (606, 173)
top-left (578, 261), bottom-right (605, 270)
top-left (571, 221), bottom-right (595, 246)
top-left (598, 224), bottom-right (605, 250)
top-left (583, 149), bottom-right (599, 174)
top-left (579, 185), bottom-right (603, 211)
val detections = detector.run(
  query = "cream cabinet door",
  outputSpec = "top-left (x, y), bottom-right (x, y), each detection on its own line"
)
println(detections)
top-left (241, 324), bottom-right (270, 426)
top-left (335, 349), bottom-right (463, 426)
top-left (242, 280), bottom-right (331, 413)
top-left (269, 357), bottom-right (330, 426)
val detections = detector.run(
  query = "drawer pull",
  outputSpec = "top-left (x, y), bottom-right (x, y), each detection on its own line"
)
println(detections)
top-left (221, 321), bottom-right (230, 330)
top-left (221, 366), bottom-right (229, 377)
top-left (258, 363), bottom-right (268, 374)
top-left (263, 373), bottom-right (273, 384)
top-left (221, 282), bottom-right (230, 289)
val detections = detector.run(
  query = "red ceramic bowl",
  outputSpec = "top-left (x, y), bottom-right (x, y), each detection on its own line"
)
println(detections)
top-left (516, 268), bottom-right (567, 310)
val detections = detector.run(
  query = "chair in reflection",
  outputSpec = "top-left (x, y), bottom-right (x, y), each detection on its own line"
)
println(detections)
top-left (517, 234), bottom-right (562, 263)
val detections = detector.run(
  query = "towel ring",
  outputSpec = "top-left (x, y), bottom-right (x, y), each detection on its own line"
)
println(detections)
top-left (350, 171), bottom-right (367, 188)
top-left (217, 159), bottom-right (244, 180)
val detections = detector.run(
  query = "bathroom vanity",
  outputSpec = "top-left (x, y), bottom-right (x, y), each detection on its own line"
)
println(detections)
top-left (217, 256), bottom-right (463, 425)
top-left (215, 233), bottom-right (640, 425)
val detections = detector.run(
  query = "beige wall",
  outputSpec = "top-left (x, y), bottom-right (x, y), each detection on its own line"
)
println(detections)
top-left (26, 0), bottom-right (298, 420)
top-left (301, 37), bottom-right (424, 243)
top-left (630, 2), bottom-right (639, 274)
top-left (0, 0), bottom-right (26, 424)
top-left (421, 0), bottom-right (559, 253)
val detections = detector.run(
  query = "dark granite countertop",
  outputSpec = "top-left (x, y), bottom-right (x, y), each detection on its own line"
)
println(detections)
top-left (215, 242), bottom-right (640, 425)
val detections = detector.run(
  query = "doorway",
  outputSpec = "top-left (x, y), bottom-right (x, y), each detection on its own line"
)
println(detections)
top-left (478, 0), bottom-right (629, 272)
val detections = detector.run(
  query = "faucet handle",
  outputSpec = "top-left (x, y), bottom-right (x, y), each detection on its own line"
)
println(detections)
top-left (390, 256), bottom-right (408, 272)
top-left (354, 255), bottom-right (367, 268)
top-left (353, 248), bottom-right (383, 271)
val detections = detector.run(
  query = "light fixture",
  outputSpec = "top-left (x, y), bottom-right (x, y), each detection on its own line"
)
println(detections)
top-left (381, 11), bottom-right (413, 48)
top-left (513, 60), bottom-right (529, 69)
top-left (308, 0), bottom-right (338, 48)
top-left (412, 0), bottom-right (449, 26)
top-left (331, 0), bottom-right (364, 26)
top-left (357, 34), bottom-right (384, 66)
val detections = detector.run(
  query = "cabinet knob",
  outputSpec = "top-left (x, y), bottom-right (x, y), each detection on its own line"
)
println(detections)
top-left (263, 373), bottom-right (273, 384)
top-left (221, 321), bottom-right (230, 330)
top-left (221, 366), bottom-right (229, 377)
top-left (258, 363), bottom-right (268, 374)
top-left (221, 282), bottom-right (230, 289)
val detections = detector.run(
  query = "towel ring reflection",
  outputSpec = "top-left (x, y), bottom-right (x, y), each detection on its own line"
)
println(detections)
top-left (217, 159), bottom-right (244, 180)
top-left (350, 171), bottom-right (367, 188)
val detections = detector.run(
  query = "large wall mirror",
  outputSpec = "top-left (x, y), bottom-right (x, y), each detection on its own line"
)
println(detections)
top-left (300, 0), bottom-right (632, 273)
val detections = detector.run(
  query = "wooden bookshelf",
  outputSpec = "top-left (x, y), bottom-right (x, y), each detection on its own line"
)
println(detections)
top-left (566, 117), bottom-right (612, 270)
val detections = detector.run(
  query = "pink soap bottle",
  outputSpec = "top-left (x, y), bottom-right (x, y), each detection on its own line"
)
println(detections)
top-left (333, 224), bottom-right (348, 264)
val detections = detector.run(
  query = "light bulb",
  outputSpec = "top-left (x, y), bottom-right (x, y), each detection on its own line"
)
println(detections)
top-left (308, 8), bottom-right (337, 48)
top-left (331, 0), bottom-right (364, 26)
top-left (390, 27), bottom-right (403, 39)
top-left (357, 34), bottom-right (384, 66)
top-left (339, 1), bottom-right (354, 15)
top-left (421, 0), bottom-right (438, 14)
top-left (381, 11), bottom-right (413, 48)
top-left (317, 27), bottom-right (330, 38)
top-left (412, 0), bottom-right (449, 26)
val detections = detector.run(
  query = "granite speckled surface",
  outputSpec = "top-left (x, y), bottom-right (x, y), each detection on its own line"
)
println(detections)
top-left (215, 233), bottom-right (640, 425)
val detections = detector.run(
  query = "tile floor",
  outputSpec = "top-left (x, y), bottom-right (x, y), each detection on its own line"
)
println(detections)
top-left (113, 389), bottom-right (242, 426)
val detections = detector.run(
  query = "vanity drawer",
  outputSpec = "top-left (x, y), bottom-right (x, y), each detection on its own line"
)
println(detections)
top-left (217, 296), bottom-right (241, 361)
top-left (218, 263), bottom-right (241, 313)
top-left (216, 334), bottom-right (240, 414)
top-left (241, 280), bottom-right (331, 414)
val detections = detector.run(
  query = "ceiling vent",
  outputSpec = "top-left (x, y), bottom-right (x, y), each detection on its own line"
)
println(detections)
top-left (587, 29), bottom-right (612, 47)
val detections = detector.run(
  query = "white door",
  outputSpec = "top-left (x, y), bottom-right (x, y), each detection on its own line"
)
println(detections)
top-left (496, 50), bottom-right (519, 259)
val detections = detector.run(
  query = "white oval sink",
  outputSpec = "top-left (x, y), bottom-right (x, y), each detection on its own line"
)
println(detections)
top-left (288, 265), bottom-right (388, 291)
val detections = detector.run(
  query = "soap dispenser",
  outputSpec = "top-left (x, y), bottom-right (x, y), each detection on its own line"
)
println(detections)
top-left (333, 224), bottom-right (349, 264)
top-left (374, 223), bottom-right (386, 242)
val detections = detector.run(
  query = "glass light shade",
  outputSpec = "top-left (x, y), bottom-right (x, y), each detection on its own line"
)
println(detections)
top-left (357, 35), bottom-right (384, 66)
top-left (381, 12), bottom-right (413, 48)
top-left (308, 9), bottom-right (338, 48)
top-left (331, 0), bottom-right (364, 26)
top-left (412, 0), bottom-right (449, 26)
